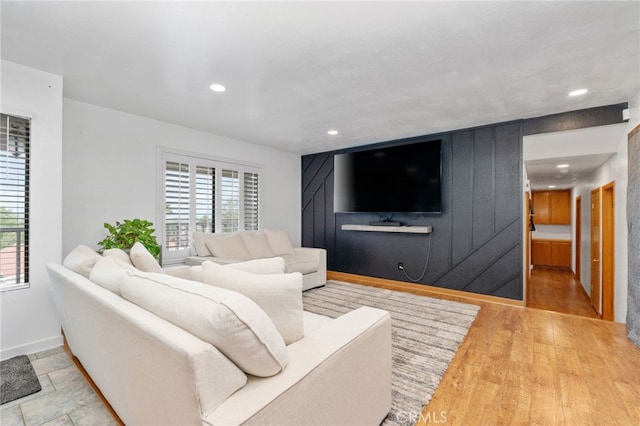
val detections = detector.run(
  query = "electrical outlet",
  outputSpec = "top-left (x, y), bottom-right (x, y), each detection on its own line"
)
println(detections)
top-left (397, 262), bottom-right (404, 270)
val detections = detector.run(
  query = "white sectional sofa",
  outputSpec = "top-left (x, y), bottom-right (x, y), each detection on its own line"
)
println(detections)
top-left (47, 245), bottom-right (391, 425)
top-left (186, 229), bottom-right (326, 291)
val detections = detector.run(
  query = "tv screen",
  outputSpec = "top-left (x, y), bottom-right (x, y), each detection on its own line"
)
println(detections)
top-left (334, 139), bottom-right (442, 214)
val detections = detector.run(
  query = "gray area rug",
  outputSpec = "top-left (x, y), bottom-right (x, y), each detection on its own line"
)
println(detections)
top-left (303, 280), bottom-right (480, 426)
top-left (1, 355), bottom-right (42, 405)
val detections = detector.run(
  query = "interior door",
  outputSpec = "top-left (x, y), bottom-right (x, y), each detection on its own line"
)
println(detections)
top-left (575, 196), bottom-right (581, 282)
top-left (602, 182), bottom-right (615, 321)
top-left (590, 188), bottom-right (601, 315)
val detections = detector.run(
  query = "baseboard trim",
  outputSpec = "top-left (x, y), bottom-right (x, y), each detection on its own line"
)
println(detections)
top-left (0, 334), bottom-right (64, 361)
top-left (327, 271), bottom-right (525, 308)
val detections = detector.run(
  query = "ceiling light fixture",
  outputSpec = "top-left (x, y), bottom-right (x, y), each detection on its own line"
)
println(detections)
top-left (568, 88), bottom-right (588, 97)
top-left (327, 130), bottom-right (338, 136)
top-left (548, 185), bottom-right (557, 188)
top-left (209, 83), bottom-right (226, 92)
top-left (557, 164), bottom-right (569, 168)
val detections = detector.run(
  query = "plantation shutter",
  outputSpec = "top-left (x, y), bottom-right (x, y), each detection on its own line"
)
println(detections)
top-left (195, 166), bottom-right (215, 233)
top-left (164, 161), bottom-right (190, 250)
top-left (160, 150), bottom-right (262, 263)
top-left (0, 113), bottom-right (30, 289)
top-left (243, 172), bottom-right (260, 231)
top-left (221, 169), bottom-right (240, 232)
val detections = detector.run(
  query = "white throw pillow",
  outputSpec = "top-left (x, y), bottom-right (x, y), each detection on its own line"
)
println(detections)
top-left (239, 232), bottom-right (275, 259)
top-left (89, 256), bottom-right (136, 295)
top-left (189, 258), bottom-right (285, 283)
top-left (226, 257), bottom-right (286, 274)
top-left (129, 242), bottom-right (163, 273)
top-left (63, 245), bottom-right (102, 278)
top-left (121, 272), bottom-right (288, 377)
top-left (206, 233), bottom-right (251, 260)
top-left (192, 232), bottom-right (211, 257)
top-left (190, 265), bottom-right (204, 282)
top-left (265, 229), bottom-right (295, 256)
top-left (102, 248), bottom-right (133, 265)
top-left (201, 261), bottom-right (304, 345)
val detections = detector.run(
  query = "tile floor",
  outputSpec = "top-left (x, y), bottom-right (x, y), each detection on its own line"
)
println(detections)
top-left (0, 347), bottom-right (116, 426)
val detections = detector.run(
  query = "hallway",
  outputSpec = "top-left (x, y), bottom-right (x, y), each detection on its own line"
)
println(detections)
top-left (527, 268), bottom-right (599, 318)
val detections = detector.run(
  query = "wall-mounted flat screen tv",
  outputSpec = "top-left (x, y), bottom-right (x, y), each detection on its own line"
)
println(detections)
top-left (334, 139), bottom-right (442, 214)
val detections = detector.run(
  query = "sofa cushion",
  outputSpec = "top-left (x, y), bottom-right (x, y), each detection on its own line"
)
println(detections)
top-left (63, 245), bottom-right (102, 278)
top-left (121, 272), bottom-right (288, 377)
top-left (206, 233), bottom-right (251, 261)
top-left (190, 258), bottom-right (286, 282)
top-left (265, 228), bottom-right (295, 256)
top-left (89, 256), bottom-right (136, 295)
top-left (129, 242), bottom-right (163, 273)
top-left (282, 250), bottom-right (319, 275)
top-left (192, 232), bottom-right (225, 257)
top-left (201, 261), bottom-right (304, 345)
top-left (102, 248), bottom-right (133, 265)
top-left (239, 232), bottom-right (275, 260)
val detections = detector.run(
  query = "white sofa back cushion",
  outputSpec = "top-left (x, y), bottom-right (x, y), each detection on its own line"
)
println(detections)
top-left (129, 242), bottom-right (163, 273)
top-left (102, 248), bottom-right (133, 265)
top-left (121, 272), bottom-right (289, 377)
top-left (265, 229), bottom-right (295, 255)
top-left (63, 245), bottom-right (102, 278)
top-left (192, 232), bottom-right (225, 257)
top-left (201, 261), bottom-right (304, 345)
top-left (89, 256), bottom-right (136, 295)
top-left (239, 232), bottom-right (275, 259)
top-left (206, 233), bottom-right (251, 261)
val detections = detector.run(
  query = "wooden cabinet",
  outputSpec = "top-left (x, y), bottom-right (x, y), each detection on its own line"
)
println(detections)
top-left (532, 190), bottom-right (571, 225)
top-left (531, 239), bottom-right (571, 268)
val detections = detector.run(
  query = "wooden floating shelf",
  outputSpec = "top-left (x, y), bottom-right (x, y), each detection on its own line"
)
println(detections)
top-left (341, 224), bottom-right (433, 234)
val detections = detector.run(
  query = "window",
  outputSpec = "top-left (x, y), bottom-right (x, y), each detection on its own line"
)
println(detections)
top-left (1, 113), bottom-right (30, 290)
top-left (160, 151), bottom-right (262, 263)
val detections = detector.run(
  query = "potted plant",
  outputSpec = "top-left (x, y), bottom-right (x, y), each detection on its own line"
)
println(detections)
top-left (97, 218), bottom-right (161, 259)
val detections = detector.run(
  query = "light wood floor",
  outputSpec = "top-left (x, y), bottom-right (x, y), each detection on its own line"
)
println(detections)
top-left (71, 272), bottom-right (640, 426)
top-left (527, 267), bottom-right (598, 318)
top-left (329, 272), bottom-right (640, 426)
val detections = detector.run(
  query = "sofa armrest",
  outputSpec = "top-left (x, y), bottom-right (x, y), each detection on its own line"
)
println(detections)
top-left (205, 306), bottom-right (392, 425)
top-left (294, 247), bottom-right (327, 283)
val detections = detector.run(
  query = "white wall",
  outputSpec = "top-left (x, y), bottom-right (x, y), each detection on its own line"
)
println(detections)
top-left (62, 99), bottom-right (301, 257)
top-left (0, 61), bottom-right (64, 359)
top-left (524, 117), bottom-right (633, 323)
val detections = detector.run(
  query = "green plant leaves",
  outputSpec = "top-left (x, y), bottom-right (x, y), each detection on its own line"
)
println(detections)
top-left (97, 218), bottom-right (161, 259)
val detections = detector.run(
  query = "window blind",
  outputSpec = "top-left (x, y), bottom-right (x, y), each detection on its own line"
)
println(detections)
top-left (195, 166), bottom-right (215, 233)
top-left (0, 113), bottom-right (30, 289)
top-left (164, 161), bottom-right (190, 251)
top-left (221, 169), bottom-right (240, 233)
top-left (243, 172), bottom-right (260, 231)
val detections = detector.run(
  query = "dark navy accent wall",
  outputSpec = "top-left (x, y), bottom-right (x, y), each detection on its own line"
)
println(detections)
top-left (302, 121), bottom-right (524, 300)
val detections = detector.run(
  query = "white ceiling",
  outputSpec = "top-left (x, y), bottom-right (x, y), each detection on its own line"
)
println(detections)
top-left (1, 1), bottom-right (639, 155)
top-left (526, 153), bottom-right (615, 190)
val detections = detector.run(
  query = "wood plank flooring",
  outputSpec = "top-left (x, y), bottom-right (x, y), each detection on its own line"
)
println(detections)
top-left (527, 267), bottom-right (598, 318)
top-left (65, 271), bottom-right (639, 426)
top-left (328, 271), bottom-right (640, 426)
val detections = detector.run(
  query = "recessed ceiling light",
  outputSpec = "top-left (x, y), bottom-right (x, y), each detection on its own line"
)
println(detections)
top-left (568, 88), bottom-right (588, 97)
top-left (548, 185), bottom-right (557, 188)
top-left (327, 130), bottom-right (338, 136)
top-left (557, 164), bottom-right (569, 168)
top-left (209, 83), bottom-right (226, 92)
